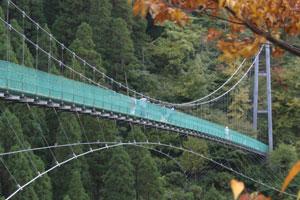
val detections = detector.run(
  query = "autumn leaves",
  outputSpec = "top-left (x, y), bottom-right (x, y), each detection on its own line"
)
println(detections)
top-left (231, 161), bottom-right (300, 200)
top-left (132, 0), bottom-right (300, 58)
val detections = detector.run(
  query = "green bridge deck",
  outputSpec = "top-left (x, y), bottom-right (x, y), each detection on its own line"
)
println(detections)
top-left (0, 61), bottom-right (268, 154)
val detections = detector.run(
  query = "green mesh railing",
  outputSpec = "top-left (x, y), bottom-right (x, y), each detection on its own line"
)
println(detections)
top-left (0, 61), bottom-right (268, 153)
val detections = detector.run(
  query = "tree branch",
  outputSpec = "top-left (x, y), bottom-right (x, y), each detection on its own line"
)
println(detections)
top-left (156, 0), bottom-right (300, 56)
top-left (201, 11), bottom-right (244, 25)
top-left (224, 6), bottom-right (300, 56)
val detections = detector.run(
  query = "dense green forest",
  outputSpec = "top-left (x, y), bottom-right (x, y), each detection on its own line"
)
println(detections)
top-left (0, 0), bottom-right (299, 199)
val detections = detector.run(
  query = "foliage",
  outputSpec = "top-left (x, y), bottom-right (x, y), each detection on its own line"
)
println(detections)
top-left (281, 161), bottom-right (300, 193)
top-left (0, 1), bottom-right (298, 199)
top-left (64, 170), bottom-right (90, 200)
top-left (69, 22), bottom-right (104, 80)
top-left (52, 0), bottom-right (90, 45)
top-left (126, 127), bottom-right (163, 199)
top-left (0, 7), bottom-right (17, 63)
top-left (230, 160), bottom-right (300, 200)
top-left (104, 17), bottom-right (136, 82)
top-left (87, 0), bottom-right (112, 54)
top-left (103, 147), bottom-right (136, 200)
top-left (180, 137), bottom-right (208, 175)
top-left (10, 19), bottom-right (34, 67)
top-left (132, 0), bottom-right (300, 58)
top-left (272, 59), bottom-right (300, 144)
top-left (268, 144), bottom-right (298, 174)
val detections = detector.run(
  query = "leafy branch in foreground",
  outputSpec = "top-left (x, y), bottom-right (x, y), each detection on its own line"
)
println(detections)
top-left (131, 0), bottom-right (300, 59)
top-left (230, 161), bottom-right (300, 200)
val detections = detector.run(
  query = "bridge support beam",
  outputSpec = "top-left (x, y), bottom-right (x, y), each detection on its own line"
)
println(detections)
top-left (252, 44), bottom-right (273, 152)
top-left (266, 43), bottom-right (273, 152)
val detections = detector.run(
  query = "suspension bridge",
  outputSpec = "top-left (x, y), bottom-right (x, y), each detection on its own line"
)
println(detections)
top-left (0, 1), bottom-right (293, 199)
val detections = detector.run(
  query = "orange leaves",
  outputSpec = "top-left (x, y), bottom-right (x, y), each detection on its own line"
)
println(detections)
top-left (154, 8), bottom-right (189, 26)
top-left (272, 47), bottom-right (285, 58)
top-left (154, 11), bottom-right (188, 26)
top-left (132, 0), bottom-right (300, 59)
top-left (230, 179), bottom-right (271, 200)
top-left (175, 0), bottom-right (207, 9)
top-left (133, 0), bottom-right (150, 17)
top-left (206, 28), bottom-right (222, 41)
top-left (238, 193), bottom-right (271, 200)
top-left (217, 36), bottom-right (265, 60)
top-left (231, 179), bottom-right (245, 200)
top-left (133, 0), bottom-right (189, 26)
top-left (229, 161), bottom-right (300, 200)
top-left (281, 161), bottom-right (300, 192)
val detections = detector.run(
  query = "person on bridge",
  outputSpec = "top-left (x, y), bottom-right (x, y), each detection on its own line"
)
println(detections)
top-left (130, 97), bottom-right (137, 115)
top-left (225, 126), bottom-right (230, 139)
top-left (139, 97), bottom-right (147, 117)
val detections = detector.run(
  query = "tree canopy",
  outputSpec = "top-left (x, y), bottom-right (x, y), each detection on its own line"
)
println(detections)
top-left (132, 0), bottom-right (300, 59)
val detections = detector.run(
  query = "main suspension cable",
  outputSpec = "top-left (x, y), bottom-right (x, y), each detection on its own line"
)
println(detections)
top-left (4, 141), bottom-right (296, 200)
top-left (7, 0), bottom-right (254, 108)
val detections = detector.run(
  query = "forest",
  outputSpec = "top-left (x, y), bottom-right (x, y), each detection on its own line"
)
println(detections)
top-left (0, 0), bottom-right (299, 199)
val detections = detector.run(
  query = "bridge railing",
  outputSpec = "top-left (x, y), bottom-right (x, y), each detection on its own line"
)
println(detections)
top-left (0, 61), bottom-right (269, 153)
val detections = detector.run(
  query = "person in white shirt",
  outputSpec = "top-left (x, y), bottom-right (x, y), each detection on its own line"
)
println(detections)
top-left (130, 97), bottom-right (137, 115)
top-left (139, 97), bottom-right (147, 117)
top-left (225, 126), bottom-right (230, 139)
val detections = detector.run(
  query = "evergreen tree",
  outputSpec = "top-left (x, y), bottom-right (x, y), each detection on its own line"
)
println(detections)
top-left (7, 146), bottom-right (39, 200)
top-left (202, 186), bottom-right (227, 200)
top-left (0, 109), bottom-right (39, 199)
top-left (11, 0), bottom-right (46, 24)
top-left (180, 137), bottom-right (208, 177)
top-left (131, 17), bottom-right (150, 61)
top-left (10, 104), bottom-right (47, 149)
top-left (37, 24), bottom-right (59, 74)
top-left (83, 117), bottom-right (118, 199)
top-left (52, 0), bottom-right (89, 45)
top-left (127, 127), bottom-right (162, 199)
top-left (8, 105), bottom-right (53, 199)
top-left (108, 18), bottom-right (135, 64)
top-left (163, 188), bottom-right (194, 200)
top-left (69, 22), bottom-right (104, 80)
top-left (105, 18), bottom-right (135, 82)
top-left (87, 0), bottom-right (112, 54)
top-left (0, 145), bottom-right (5, 198)
top-left (268, 144), bottom-right (297, 174)
top-left (32, 157), bottom-right (53, 200)
top-left (64, 170), bottom-right (90, 200)
top-left (63, 195), bottom-right (71, 200)
top-left (178, 55), bottom-right (212, 101)
top-left (111, 0), bottom-right (133, 28)
top-left (0, 108), bottom-right (53, 199)
top-left (0, 108), bottom-right (23, 152)
top-left (272, 60), bottom-right (300, 144)
top-left (0, 7), bottom-right (17, 62)
top-left (296, 141), bottom-right (300, 159)
top-left (103, 147), bottom-right (135, 200)
top-left (43, 0), bottom-right (60, 26)
top-left (51, 113), bottom-right (85, 200)
top-left (189, 185), bottom-right (203, 200)
top-left (10, 0), bottom-right (46, 41)
top-left (10, 19), bottom-right (34, 67)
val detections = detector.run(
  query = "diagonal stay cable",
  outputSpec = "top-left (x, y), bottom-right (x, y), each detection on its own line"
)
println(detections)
top-left (0, 157), bottom-right (19, 187)
top-left (7, 0), bottom-right (253, 108)
top-left (75, 111), bottom-right (92, 150)
top-left (52, 107), bottom-right (76, 155)
top-left (178, 46), bottom-right (263, 107)
top-left (4, 142), bottom-right (296, 200)
top-left (0, 141), bottom-right (187, 178)
top-left (0, 106), bottom-right (39, 174)
top-left (26, 103), bottom-right (58, 163)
